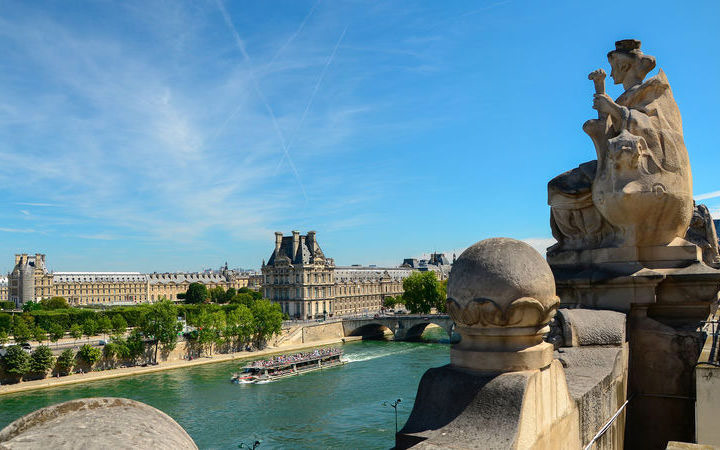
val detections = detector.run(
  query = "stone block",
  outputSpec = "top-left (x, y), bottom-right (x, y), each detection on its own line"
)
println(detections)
top-left (557, 309), bottom-right (626, 346)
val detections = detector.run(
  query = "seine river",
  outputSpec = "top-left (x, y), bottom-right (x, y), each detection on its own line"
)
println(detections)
top-left (0, 331), bottom-right (449, 449)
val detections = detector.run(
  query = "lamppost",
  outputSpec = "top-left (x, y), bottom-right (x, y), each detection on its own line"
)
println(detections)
top-left (238, 440), bottom-right (260, 449)
top-left (383, 398), bottom-right (402, 434)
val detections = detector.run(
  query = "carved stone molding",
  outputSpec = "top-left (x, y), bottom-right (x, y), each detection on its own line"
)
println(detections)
top-left (447, 295), bottom-right (559, 328)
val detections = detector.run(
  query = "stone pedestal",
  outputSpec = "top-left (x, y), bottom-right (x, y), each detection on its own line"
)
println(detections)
top-left (450, 325), bottom-right (554, 373)
top-left (549, 237), bottom-right (720, 317)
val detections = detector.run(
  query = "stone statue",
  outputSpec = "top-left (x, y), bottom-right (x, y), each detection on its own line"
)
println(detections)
top-left (549, 39), bottom-right (692, 254)
top-left (685, 202), bottom-right (720, 268)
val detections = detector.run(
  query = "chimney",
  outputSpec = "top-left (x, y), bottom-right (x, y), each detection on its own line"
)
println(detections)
top-left (275, 232), bottom-right (283, 253)
top-left (14, 254), bottom-right (21, 265)
top-left (307, 230), bottom-right (317, 252)
top-left (292, 231), bottom-right (300, 259)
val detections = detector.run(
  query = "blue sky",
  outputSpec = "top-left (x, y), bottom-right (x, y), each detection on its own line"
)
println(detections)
top-left (0, 0), bottom-right (718, 272)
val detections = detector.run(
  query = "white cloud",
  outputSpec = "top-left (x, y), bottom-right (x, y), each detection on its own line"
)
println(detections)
top-left (0, 3), bottom-right (378, 247)
top-left (695, 191), bottom-right (720, 201)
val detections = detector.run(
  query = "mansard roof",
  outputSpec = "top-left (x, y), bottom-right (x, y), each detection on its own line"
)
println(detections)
top-left (54, 272), bottom-right (147, 283)
top-left (267, 232), bottom-right (327, 266)
top-left (148, 272), bottom-right (227, 285)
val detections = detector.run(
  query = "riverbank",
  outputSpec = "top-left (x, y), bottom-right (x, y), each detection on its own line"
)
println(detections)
top-left (0, 335), bottom-right (363, 396)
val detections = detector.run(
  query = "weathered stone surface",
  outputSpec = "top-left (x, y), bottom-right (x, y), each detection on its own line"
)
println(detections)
top-left (447, 238), bottom-right (559, 372)
top-left (0, 397), bottom-right (197, 450)
top-left (549, 39), bottom-right (693, 254)
top-left (447, 238), bottom-right (558, 327)
top-left (557, 308), bottom-right (626, 346)
top-left (398, 361), bottom-right (579, 449)
top-left (556, 345), bottom-right (628, 449)
top-left (685, 203), bottom-right (720, 269)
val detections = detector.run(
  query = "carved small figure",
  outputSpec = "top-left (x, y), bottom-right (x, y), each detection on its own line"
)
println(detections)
top-left (685, 203), bottom-right (720, 268)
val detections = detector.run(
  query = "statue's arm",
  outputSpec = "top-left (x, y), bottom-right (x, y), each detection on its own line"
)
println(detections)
top-left (593, 93), bottom-right (630, 131)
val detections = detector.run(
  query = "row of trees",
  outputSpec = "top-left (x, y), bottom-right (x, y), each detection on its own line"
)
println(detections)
top-left (0, 337), bottom-right (147, 382)
top-left (0, 314), bottom-right (128, 347)
top-left (0, 287), bottom-right (267, 339)
top-left (0, 297), bottom-right (284, 383)
top-left (185, 298), bottom-right (283, 356)
top-left (185, 284), bottom-right (263, 305)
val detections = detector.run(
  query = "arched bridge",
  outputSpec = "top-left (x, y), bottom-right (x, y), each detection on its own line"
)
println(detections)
top-left (342, 314), bottom-right (454, 341)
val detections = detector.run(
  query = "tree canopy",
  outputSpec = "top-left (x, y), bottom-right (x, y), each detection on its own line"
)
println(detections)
top-left (40, 297), bottom-right (70, 310)
top-left (401, 271), bottom-right (446, 314)
top-left (2, 345), bottom-right (30, 378)
top-left (141, 300), bottom-right (179, 364)
top-left (251, 299), bottom-right (283, 348)
top-left (55, 349), bottom-right (74, 375)
top-left (185, 283), bottom-right (208, 304)
top-left (29, 345), bottom-right (54, 376)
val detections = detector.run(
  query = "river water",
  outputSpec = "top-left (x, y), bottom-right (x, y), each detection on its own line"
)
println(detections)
top-left (0, 331), bottom-right (450, 449)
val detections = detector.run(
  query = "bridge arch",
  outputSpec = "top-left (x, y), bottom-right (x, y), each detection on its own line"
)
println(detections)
top-left (347, 323), bottom-right (395, 340)
top-left (403, 321), bottom-right (454, 342)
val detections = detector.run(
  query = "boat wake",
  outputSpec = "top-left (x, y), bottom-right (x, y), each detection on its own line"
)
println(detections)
top-left (343, 346), bottom-right (423, 364)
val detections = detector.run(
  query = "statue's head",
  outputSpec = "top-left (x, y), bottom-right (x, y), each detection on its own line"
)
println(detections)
top-left (607, 39), bottom-right (656, 85)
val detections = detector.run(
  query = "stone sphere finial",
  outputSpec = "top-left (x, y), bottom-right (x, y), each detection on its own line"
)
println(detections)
top-left (447, 238), bottom-right (559, 372)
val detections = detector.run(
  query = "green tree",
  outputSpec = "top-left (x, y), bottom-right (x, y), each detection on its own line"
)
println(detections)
top-left (401, 271), bottom-right (445, 314)
top-left (251, 299), bottom-right (283, 349)
top-left (185, 283), bottom-right (208, 304)
top-left (141, 300), bottom-right (179, 364)
top-left (111, 314), bottom-right (128, 335)
top-left (230, 292), bottom-right (255, 307)
top-left (225, 305), bottom-right (254, 352)
top-left (70, 323), bottom-right (83, 344)
top-left (77, 344), bottom-right (102, 367)
top-left (82, 318), bottom-right (97, 340)
top-left (2, 345), bottom-right (30, 378)
top-left (194, 309), bottom-right (225, 356)
top-left (29, 345), bottom-right (54, 377)
top-left (40, 296), bottom-right (70, 310)
top-left (33, 326), bottom-right (47, 344)
top-left (97, 315), bottom-right (112, 338)
top-left (126, 329), bottom-right (146, 363)
top-left (110, 336), bottom-right (131, 360)
top-left (209, 286), bottom-right (226, 304)
top-left (383, 296), bottom-right (398, 309)
top-left (48, 323), bottom-right (65, 346)
top-left (55, 349), bottom-right (74, 375)
top-left (22, 301), bottom-right (41, 312)
top-left (12, 318), bottom-right (32, 344)
top-left (0, 330), bottom-right (9, 345)
top-left (224, 288), bottom-right (237, 304)
top-left (102, 342), bottom-right (118, 368)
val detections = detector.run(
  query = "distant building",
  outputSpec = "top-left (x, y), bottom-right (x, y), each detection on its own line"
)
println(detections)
top-left (8, 254), bottom-right (250, 307)
top-left (262, 231), bottom-right (412, 319)
top-left (9, 254), bottom-right (52, 306)
top-left (401, 252), bottom-right (453, 280)
top-left (0, 276), bottom-right (8, 302)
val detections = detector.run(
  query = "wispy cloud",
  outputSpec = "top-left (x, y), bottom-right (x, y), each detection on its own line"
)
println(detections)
top-left (0, 1), bottom-right (378, 249)
top-left (15, 202), bottom-right (59, 207)
top-left (695, 191), bottom-right (720, 201)
top-left (0, 228), bottom-right (36, 234)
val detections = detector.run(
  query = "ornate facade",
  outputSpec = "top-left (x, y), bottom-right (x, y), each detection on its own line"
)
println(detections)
top-left (8, 254), bottom-right (249, 307)
top-left (262, 231), bottom-right (413, 319)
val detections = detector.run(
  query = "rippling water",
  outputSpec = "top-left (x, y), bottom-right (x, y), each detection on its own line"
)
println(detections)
top-left (0, 331), bottom-right (450, 449)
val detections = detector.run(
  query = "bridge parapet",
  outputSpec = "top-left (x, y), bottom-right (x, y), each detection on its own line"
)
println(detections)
top-left (341, 315), bottom-right (454, 341)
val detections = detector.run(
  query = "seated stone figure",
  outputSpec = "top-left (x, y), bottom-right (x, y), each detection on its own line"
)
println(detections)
top-left (548, 40), bottom-right (692, 255)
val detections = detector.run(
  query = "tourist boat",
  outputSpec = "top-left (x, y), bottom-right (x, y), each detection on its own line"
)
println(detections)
top-left (231, 348), bottom-right (345, 383)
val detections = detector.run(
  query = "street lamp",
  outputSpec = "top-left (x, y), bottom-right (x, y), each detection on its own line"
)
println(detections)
top-left (238, 440), bottom-right (261, 449)
top-left (383, 398), bottom-right (402, 434)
